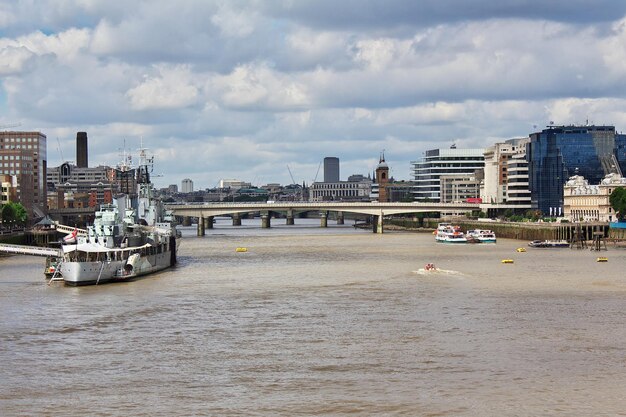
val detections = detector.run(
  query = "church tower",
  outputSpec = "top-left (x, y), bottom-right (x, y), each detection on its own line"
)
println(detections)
top-left (376, 152), bottom-right (390, 202)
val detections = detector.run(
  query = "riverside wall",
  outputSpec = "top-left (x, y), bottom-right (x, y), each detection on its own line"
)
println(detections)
top-left (387, 218), bottom-right (614, 242)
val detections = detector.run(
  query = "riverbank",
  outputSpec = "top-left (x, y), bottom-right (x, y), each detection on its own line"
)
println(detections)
top-left (384, 218), bottom-right (626, 246)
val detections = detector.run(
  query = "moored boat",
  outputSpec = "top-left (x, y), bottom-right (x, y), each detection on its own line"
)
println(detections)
top-left (466, 229), bottom-right (497, 243)
top-left (44, 256), bottom-right (62, 278)
top-left (528, 240), bottom-right (569, 248)
top-left (53, 144), bottom-right (179, 286)
top-left (435, 223), bottom-right (467, 243)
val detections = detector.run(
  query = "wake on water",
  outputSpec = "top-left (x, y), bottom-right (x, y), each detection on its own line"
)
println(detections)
top-left (413, 268), bottom-right (464, 276)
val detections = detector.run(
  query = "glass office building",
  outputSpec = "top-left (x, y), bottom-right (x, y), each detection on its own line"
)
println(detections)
top-left (411, 147), bottom-right (485, 202)
top-left (527, 125), bottom-right (626, 214)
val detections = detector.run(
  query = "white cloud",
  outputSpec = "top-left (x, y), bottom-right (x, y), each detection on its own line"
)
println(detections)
top-left (3, 1), bottom-right (626, 187)
top-left (0, 45), bottom-right (34, 75)
top-left (210, 4), bottom-right (259, 38)
top-left (213, 63), bottom-right (309, 110)
top-left (352, 38), bottom-right (405, 71)
top-left (126, 64), bottom-right (199, 110)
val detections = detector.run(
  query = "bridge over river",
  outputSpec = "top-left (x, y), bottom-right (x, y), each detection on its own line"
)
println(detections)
top-left (167, 201), bottom-right (478, 234)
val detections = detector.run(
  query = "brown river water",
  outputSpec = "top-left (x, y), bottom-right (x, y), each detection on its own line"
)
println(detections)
top-left (1, 219), bottom-right (625, 416)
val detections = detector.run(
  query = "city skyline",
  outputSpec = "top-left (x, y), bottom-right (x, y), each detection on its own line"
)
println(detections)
top-left (2, 1), bottom-right (626, 188)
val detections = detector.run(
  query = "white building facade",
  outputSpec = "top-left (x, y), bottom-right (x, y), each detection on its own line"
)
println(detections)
top-left (309, 180), bottom-right (372, 202)
top-left (480, 138), bottom-right (531, 208)
top-left (563, 173), bottom-right (626, 222)
top-left (181, 178), bottom-right (194, 193)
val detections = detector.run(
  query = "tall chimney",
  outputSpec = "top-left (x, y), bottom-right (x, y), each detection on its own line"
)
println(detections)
top-left (76, 132), bottom-right (88, 168)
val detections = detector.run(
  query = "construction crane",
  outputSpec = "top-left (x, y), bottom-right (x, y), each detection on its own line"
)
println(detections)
top-left (287, 165), bottom-right (296, 185)
top-left (56, 137), bottom-right (65, 162)
top-left (312, 161), bottom-right (322, 183)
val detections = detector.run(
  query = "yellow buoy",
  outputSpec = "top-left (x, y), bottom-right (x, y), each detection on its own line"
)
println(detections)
top-left (501, 259), bottom-right (514, 264)
top-left (516, 248), bottom-right (526, 253)
top-left (235, 247), bottom-right (248, 253)
top-left (596, 257), bottom-right (608, 262)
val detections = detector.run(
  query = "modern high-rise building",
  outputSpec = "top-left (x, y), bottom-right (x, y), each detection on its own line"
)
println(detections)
top-left (0, 131), bottom-right (47, 217)
top-left (323, 157), bottom-right (340, 183)
top-left (527, 125), bottom-right (626, 214)
top-left (76, 132), bottom-right (88, 168)
top-left (411, 146), bottom-right (485, 202)
top-left (181, 178), bottom-right (194, 193)
top-left (481, 138), bottom-right (530, 208)
top-left (506, 148), bottom-right (531, 207)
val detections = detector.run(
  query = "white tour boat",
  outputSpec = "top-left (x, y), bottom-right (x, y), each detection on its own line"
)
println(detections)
top-left (435, 223), bottom-right (467, 243)
top-left (466, 229), bottom-right (497, 243)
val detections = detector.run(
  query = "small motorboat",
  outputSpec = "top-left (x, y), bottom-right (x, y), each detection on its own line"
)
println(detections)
top-left (528, 240), bottom-right (569, 248)
top-left (424, 263), bottom-right (437, 271)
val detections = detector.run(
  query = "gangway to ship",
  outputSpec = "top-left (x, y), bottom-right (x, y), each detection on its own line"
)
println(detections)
top-left (0, 243), bottom-right (62, 257)
top-left (54, 223), bottom-right (88, 236)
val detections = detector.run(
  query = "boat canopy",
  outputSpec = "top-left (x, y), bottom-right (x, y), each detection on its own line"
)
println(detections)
top-left (62, 242), bottom-right (152, 254)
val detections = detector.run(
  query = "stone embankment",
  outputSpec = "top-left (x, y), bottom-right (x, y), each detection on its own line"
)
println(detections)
top-left (386, 218), bottom-right (620, 243)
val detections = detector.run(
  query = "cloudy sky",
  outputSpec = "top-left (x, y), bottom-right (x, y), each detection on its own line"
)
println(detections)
top-left (2, 1), bottom-right (626, 189)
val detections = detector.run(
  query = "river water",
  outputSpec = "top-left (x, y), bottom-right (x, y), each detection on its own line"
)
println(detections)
top-left (1, 218), bottom-right (626, 416)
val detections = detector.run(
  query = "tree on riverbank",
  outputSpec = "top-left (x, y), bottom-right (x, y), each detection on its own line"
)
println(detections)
top-left (0, 202), bottom-right (28, 227)
top-left (609, 187), bottom-right (626, 220)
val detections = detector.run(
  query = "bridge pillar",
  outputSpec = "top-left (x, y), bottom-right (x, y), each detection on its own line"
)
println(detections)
top-left (183, 216), bottom-right (192, 227)
top-left (204, 216), bottom-right (214, 229)
top-left (372, 215), bottom-right (384, 234)
top-left (286, 209), bottom-right (294, 225)
top-left (197, 218), bottom-right (205, 236)
top-left (336, 212), bottom-right (344, 225)
top-left (261, 212), bottom-right (271, 228)
top-left (232, 213), bottom-right (242, 226)
top-left (320, 211), bottom-right (328, 228)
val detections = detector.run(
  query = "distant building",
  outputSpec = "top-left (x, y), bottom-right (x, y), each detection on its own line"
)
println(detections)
top-left (385, 181), bottom-right (416, 202)
top-left (167, 184), bottom-right (178, 194)
top-left (1, 174), bottom-right (17, 205)
top-left (47, 162), bottom-right (110, 185)
top-left (181, 178), bottom-right (194, 193)
top-left (323, 157), bottom-right (340, 183)
top-left (528, 124), bottom-right (626, 214)
top-left (309, 178), bottom-right (372, 202)
top-left (506, 147), bottom-right (532, 207)
top-left (411, 146), bottom-right (485, 202)
top-left (563, 173), bottom-right (626, 222)
top-left (219, 179), bottom-right (250, 190)
top-left (347, 174), bottom-right (368, 182)
top-left (0, 131), bottom-right (47, 217)
top-left (440, 174), bottom-right (481, 203)
top-left (480, 138), bottom-right (531, 213)
top-left (76, 132), bottom-right (88, 168)
top-left (374, 154), bottom-right (390, 202)
top-left (235, 187), bottom-right (269, 199)
top-left (47, 163), bottom-right (114, 209)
